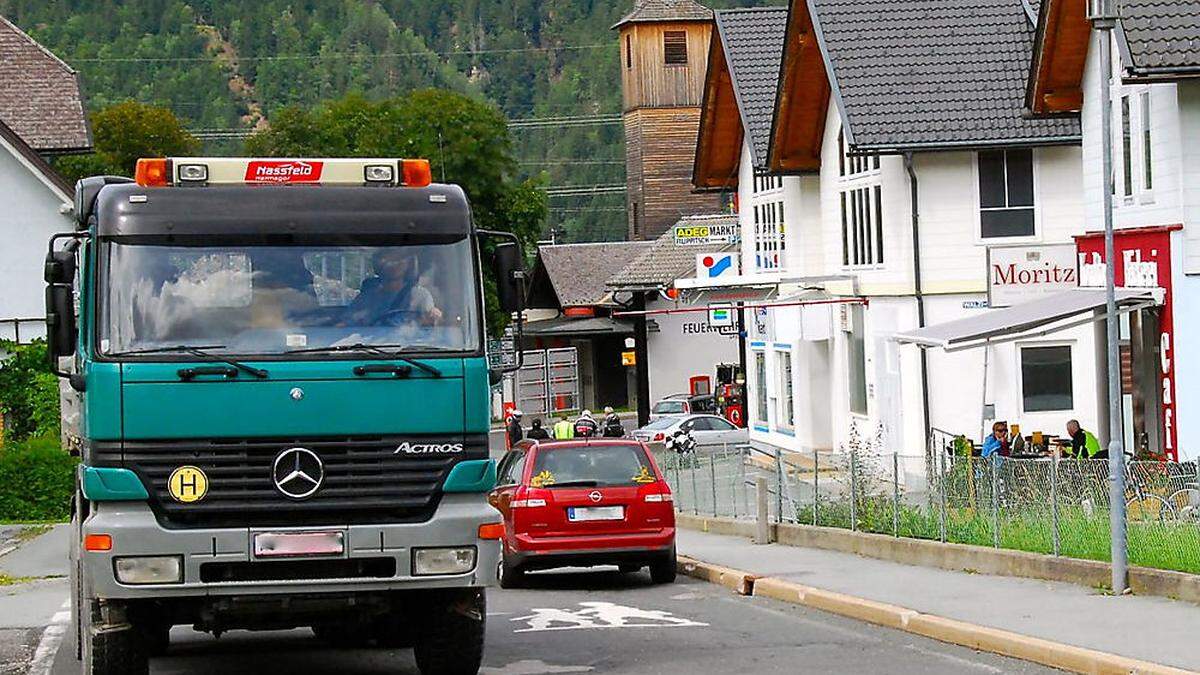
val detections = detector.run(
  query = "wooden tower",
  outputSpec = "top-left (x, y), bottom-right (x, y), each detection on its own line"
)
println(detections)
top-left (615, 0), bottom-right (722, 240)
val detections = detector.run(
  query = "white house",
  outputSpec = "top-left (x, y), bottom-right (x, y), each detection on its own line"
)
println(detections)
top-left (0, 15), bottom-right (91, 343)
top-left (1025, 0), bottom-right (1200, 460)
top-left (691, 0), bottom-right (1100, 461)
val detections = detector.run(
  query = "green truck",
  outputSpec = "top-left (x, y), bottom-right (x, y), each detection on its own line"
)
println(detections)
top-left (46, 157), bottom-right (526, 675)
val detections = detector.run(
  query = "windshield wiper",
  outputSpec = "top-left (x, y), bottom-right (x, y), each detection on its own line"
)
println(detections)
top-left (287, 343), bottom-right (442, 378)
top-left (547, 480), bottom-right (602, 488)
top-left (109, 345), bottom-right (268, 379)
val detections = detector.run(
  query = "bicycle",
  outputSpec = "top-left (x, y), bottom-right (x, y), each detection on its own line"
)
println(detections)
top-left (1123, 455), bottom-right (1177, 524)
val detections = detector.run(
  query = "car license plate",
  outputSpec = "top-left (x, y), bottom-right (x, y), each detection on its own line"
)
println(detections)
top-left (254, 531), bottom-right (344, 558)
top-left (567, 506), bottom-right (624, 522)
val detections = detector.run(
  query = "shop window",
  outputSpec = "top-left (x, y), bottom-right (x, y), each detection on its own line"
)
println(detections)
top-left (663, 31), bottom-right (688, 66)
top-left (979, 149), bottom-right (1035, 238)
top-left (777, 349), bottom-right (794, 430)
top-left (753, 350), bottom-right (768, 426)
top-left (1021, 345), bottom-right (1074, 412)
top-left (848, 306), bottom-right (867, 416)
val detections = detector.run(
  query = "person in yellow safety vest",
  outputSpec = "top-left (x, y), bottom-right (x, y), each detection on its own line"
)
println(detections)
top-left (1066, 419), bottom-right (1106, 460)
top-left (552, 416), bottom-right (575, 440)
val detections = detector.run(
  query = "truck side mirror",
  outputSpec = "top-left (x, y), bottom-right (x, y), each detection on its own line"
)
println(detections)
top-left (493, 242), bottom-right (525, 314)
top-left (45, 283), bottom-right (76, 360)
top-left (45, 249), bottom-right (76, 285)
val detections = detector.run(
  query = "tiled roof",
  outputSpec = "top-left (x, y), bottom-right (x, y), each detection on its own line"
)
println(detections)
top-left (715, 7), bottom-right (789, 168)
top-left (1118, 0), bottom-right (1200, 74)
top-left (613, 0), bottom-right (713, 29)
top-left (0, 16), bottom-right (89, 152)
top-left (535, 241), bottom-right (654, 307)
top-left (812, 0), bottom-right (1080, 151)
top-left (608, 214), bottom-right (738, 289)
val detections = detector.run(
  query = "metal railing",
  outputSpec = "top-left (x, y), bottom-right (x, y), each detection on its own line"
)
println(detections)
top-left (652, 441), bottom-right (1200, 576)
top-left (0, 318), bottom-right (45, 345)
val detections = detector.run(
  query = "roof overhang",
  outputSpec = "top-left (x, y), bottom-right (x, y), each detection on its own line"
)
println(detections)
top-left (522, 315), bottom-right (633, 337)
top-left (1026, 0), bottom-right (1090, 116)
top-left (892, 288), bottom-right (1163, 352)
top-left (767, 0), bottom-right (831, 173)
top-left (693, 24), bottom-right (744, 191)
top-left (0, 118), bottom-right (71, 200)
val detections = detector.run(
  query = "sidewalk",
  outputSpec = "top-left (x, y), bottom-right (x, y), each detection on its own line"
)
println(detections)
top-left (678, 528), bottom-right (1200, 672)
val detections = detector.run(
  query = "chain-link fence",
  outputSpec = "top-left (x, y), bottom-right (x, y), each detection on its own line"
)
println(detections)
top-left (652, 439), bottom-right (1200, 576)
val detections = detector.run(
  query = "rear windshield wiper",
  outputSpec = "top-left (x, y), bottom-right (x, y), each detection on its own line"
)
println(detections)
top-left (109, 345), bottom-right (268, 379)
top-left (287, 343), bottom-right (442, 378)
top-left (546, 480), bottom-right (602, 488)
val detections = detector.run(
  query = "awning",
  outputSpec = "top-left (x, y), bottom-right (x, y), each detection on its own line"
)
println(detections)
top-left (522, 315), bottom-right (633, 338)
top-left (681, 284), bottom-right (780, 306)
top-left (892, 288), bottom-right (1163, 351)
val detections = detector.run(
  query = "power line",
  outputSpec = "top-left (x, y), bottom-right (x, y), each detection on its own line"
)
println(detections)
top-left (545, 184), bottom-right (626, 197)
top-left (190, 114), bottom-right (624, 139)
top-left (72, 43), bottom-right (616, 64)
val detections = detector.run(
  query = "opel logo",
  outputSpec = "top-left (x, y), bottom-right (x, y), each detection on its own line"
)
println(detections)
top-left (589, 491), bottom-right (603, 503)
top-left (272, 447), bottom-right (324, 500)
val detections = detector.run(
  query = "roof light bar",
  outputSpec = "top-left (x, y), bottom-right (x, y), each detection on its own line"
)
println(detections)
top-left (133, 157), bottom-right (438, 187)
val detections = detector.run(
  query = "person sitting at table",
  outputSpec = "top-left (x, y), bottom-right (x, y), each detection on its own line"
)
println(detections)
top-left (982, 421), bottom-right (1011, 459)
top-left (1066, 420), bottom-right (1106, 460)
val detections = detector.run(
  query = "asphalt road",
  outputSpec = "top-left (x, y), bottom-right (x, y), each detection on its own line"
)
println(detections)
top-left (42, 568), bottom-right (1055, 674)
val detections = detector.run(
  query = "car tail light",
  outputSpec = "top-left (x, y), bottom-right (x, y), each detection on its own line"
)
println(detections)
top-left (644, 492), bottom-right (673, 503)
top-left (511, 499), bottom-right (547, 508)
top-left (653, 433), bottom-right (665, 442)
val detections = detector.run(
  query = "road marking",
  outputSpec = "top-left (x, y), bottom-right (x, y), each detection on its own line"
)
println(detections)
top-left (511, 601), bottom-right (707, 633)
top-left (480, 660), bottom-right (593, 675)
top-left (27, 600), bottom-right (71, 675)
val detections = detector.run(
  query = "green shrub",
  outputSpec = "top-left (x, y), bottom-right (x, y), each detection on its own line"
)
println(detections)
top-left (0, 436), bottom-right (77, 522)
top-left (0, 341), bottom-right (60, 442)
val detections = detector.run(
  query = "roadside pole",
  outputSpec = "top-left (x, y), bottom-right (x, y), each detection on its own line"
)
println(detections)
top-left (1090, 0), bottom-right (1129, 594)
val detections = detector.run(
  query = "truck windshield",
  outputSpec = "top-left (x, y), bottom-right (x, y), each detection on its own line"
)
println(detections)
top-left (99, 239), bottom-right (480, 357)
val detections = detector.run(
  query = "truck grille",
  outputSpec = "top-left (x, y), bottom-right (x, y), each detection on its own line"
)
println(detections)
top-left (96, 436), bottom-right (485, 528)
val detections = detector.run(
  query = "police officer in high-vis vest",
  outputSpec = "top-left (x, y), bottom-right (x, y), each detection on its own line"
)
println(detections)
top-left (553, 416), bottom-right (575, 440)
top-left (1066, 419), bottom-right (1106, 460)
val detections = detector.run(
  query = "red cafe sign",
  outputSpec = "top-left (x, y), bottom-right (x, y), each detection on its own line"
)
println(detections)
top-left (1076, 225), bottom-right (1180, 460)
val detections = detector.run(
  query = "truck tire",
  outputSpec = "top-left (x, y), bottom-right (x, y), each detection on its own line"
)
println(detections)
top-left (82, 604), bottom-right (148, 675)
top-left (413, 589), bottom-right (485, 675)
top-left (371, 612), bottom-right (414, 649)
top-left (649, 547), bottom-right (677, 585)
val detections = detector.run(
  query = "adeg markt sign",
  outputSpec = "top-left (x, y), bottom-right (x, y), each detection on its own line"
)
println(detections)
top-left (987, 244), bottom-right (1077, 308)
top-left (674, 221), bottom-right (738, 246)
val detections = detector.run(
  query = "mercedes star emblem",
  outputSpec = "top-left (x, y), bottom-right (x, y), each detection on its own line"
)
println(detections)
top-left (272, 447), bottom-right (324, 499)
top-left (589, 490), bottom-right (603, 503)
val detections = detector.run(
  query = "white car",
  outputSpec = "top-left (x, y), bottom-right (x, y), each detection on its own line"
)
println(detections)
top-left (633, 414), bottom-right (746, 449)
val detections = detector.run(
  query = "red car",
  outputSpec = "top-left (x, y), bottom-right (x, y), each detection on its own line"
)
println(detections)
top-left (489, 438), bottom-right (677, 588)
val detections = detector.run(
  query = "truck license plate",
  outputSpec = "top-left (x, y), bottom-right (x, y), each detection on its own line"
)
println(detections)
top-left (254, 531), bottom-right (345, 558)
top-left (567, 506), bottom-right (624, 522)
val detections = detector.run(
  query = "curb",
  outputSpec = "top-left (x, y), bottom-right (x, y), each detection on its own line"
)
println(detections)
top-left (679, 558), bottom-right (1195, 675)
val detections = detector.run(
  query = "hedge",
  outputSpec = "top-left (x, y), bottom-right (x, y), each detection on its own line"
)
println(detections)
top-left (0, 436), bottom-right (77, 522)
top-left (0, 340), bottom-right (61, 442)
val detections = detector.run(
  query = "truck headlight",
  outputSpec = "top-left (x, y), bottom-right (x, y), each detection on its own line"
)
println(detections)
top-left (114, 556), bottom-right (183, 585)
top-left (412, 547), bottom-right (476, 576)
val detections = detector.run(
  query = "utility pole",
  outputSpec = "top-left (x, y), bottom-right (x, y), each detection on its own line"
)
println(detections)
top-left (1089, 0), bottom-right (1128, 594)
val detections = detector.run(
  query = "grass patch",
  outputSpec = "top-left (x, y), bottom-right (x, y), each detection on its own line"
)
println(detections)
top-left (0, 573), bottom-right (37, 586)
top-left (14, 524), bottom-right (52, 544)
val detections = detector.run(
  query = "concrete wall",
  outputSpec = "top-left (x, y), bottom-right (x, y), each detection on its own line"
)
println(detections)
top-left (645, 294), bottom-right (740, 405)
top-left (0, 138), bottom-right (72, 342)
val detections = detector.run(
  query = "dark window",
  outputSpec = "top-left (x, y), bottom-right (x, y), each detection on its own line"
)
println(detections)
top-left (979, 149), bottom-right (1035, 238)
top-left (664, 31), bottom-right (688, 66)
top-left (625, 34), bottom-right (632, 70)
top-left (754, 351), bottom-right (768, 425)
top-left (1021, 346), bottom-right (1074, 412)
top-left (1122, 95), bottom-right (1133, 197)
top-left (1141, 92), bottom-right (1153, 190)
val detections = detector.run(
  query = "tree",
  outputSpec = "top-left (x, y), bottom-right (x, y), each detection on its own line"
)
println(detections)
top-left (54, 101), bottom-right (199, 183)
top-left (246, 90), bottom-right (548, 331)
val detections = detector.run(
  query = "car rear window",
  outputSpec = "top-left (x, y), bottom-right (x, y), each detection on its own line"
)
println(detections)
top-left (653, 401), bottom-right (685, 414)
top-left (531, 445), bottom-right (656, 488)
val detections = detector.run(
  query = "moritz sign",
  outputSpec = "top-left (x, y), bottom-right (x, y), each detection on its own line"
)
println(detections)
top-left (987, 244), bottom-right (1077, 308)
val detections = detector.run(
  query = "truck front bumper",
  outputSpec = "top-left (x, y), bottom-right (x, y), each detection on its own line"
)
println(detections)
top-left (82, 494), bottom-right (500, 600)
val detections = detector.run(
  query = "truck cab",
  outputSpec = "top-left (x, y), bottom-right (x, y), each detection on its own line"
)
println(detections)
top-left (47, 158), bottom-right (525, 675)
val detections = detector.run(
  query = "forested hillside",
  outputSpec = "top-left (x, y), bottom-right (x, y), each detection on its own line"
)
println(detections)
top-left (1, 0), bottom-right (769, 241)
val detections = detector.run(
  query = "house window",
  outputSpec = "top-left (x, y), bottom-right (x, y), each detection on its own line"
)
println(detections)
top-left (777, 349), bottom-right (794, 430)
top-left (838, 129), bottom-right (880, 178)
top-left (978, 149), bottom-right (1035, 238)
top-left (625, 34), bottom-right (632, 70)
top-left (663, 31), bottom-right (687, 66)
top-left (1021, 345), bottom-right (1074, 412)
top-left (753, 350), bottom-right (768, 426)
top-left (840, 185), bottom-right (883, 267)
top-left (1140, 91), bottom-right (1153, 191)
top-left (1121, 95), bottom-right (1133, 197)
top-left (848, 305), bottom-right (867, 416)
top-left (752, 172), bottom-right (785, 272)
